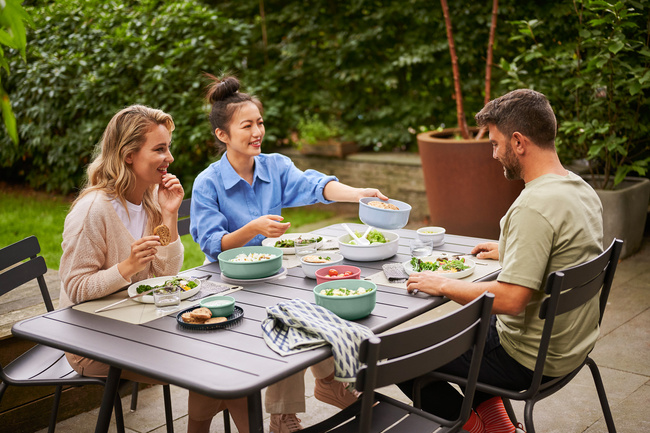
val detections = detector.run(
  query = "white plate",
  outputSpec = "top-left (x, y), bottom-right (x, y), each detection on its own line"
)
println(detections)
top-left (402, 255), bottom-right (476, 279)
top-left (220, 267), bottom-right (288, 285)
top-left (127, 276), bottom-right (201, 303)
top-left (262, 233), bottom-right (325, 254)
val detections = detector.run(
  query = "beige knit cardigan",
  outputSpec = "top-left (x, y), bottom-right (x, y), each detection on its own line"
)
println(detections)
top-left (58, 190), bottom-right (184, 309)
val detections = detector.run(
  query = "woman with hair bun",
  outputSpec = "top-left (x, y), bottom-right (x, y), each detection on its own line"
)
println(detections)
top-left (59, 104), bottom-right (249, 433)
top-left (191, 74), bottom-right (389, 432)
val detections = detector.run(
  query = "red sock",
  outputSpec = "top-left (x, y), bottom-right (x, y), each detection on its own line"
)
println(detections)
top-left (476, 397), bottom-right (515, 433)
top-left (462, 410), bottom-right (485, 433)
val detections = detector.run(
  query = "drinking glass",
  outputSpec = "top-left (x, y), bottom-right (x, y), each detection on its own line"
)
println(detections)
top-left (153, 286), bottom-right (181, 314)
top-left (410, 238), bottom-right (433, 258)
top-left (294, 238), bottom-right (319, 258)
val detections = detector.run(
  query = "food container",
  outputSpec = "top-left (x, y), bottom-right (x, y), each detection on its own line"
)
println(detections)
top-left (358, 197), bottom-right (411, 230)
top-left (416, 226), bottom-right (446, 246)
top-left (337, 230), bottom-right (399, 262)
top-left (313, 279), bottom-right (377, 320)
top-left (200, 295), bottom-right (236, 317)
top-left (300, 253), bottom-right (344, 279)
top-left (314, 265), bottom-right (361, 285)
top-left (217, 246), bottom-right (283, 279)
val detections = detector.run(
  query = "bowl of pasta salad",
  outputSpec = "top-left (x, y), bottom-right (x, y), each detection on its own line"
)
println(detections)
top-left (217, 246), bottom-right (283, 279)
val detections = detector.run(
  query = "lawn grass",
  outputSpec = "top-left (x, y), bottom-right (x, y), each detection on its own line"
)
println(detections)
top-left (0, 185), bottom-right (340, 271)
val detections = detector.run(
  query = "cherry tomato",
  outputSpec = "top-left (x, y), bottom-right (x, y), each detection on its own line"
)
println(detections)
top-left (344, 271), bottom-right (352, 276)
top-left (328, 269), bottom-right (339, 277)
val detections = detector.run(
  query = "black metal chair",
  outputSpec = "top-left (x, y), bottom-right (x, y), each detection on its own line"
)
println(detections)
top-left (427, 238), bottom-right (624, 433)
top-left (0, 236), bottom-right (128, 433)
top-left (300, 291), bottom-right (495, 433)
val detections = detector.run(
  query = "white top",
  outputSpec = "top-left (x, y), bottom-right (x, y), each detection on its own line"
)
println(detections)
top-left (111, 197), bottom-right (147, 240)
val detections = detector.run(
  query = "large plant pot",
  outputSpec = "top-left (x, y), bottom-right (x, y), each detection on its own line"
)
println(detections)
top-left (586, 175), bottom-right (650, 259)
top-left (299, 139), bottom-right (358, 158)
top-left (417, 128), bottom-right (524, 240)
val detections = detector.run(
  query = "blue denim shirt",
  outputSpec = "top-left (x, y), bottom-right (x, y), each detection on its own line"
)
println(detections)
top-left (190, 152), bottom-right (337, 262)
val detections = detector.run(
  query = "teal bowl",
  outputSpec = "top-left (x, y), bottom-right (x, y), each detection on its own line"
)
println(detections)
top-left (199, 295), bottom-right (235, 317)
top-left (313, 279), bottom-right (377, 320)
top-left (217, 246), bottom-right (283, 279)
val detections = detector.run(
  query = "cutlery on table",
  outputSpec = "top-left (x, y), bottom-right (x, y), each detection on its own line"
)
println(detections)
top-left (94, 287), bottom-right (160, 313)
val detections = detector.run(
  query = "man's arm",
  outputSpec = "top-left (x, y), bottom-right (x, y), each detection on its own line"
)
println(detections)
top-left (406, 272), bottom-right (534, 315)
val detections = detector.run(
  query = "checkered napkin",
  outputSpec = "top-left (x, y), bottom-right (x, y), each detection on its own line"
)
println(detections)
top-left (186, 281), bottom-right (233, 302)
top-left (261, 298), bottom-right (374, 382)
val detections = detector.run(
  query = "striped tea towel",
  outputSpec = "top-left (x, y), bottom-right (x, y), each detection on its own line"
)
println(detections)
top-left (261, 298), bottom-right (374, 382)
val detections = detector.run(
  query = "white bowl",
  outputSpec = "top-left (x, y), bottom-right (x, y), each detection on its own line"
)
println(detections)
top-left (417, 226), bottom-right (446, 246)
top-left (300, 253), bottom-right (344, 279)
top-left (358, 197), bottom-right (411, 230)
top-left (338, 230), bottom-right (399, 261)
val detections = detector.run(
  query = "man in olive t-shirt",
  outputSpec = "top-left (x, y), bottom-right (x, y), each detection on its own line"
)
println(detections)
top-left (400, 89), bottom-right (603, 433)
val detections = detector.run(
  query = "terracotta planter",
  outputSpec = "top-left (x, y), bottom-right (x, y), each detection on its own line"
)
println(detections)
top-left (417, 128), bottom-right (524, 240)
top-left (299, 139), bottom-right (358, 158)
top-left (586, 175), bottom-right (650, 259)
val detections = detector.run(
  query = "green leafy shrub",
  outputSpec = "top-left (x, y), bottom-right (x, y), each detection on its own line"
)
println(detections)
top-left (501, 0), bottom-right (650, 188)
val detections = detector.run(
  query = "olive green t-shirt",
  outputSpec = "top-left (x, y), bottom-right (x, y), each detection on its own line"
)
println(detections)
top-left (496, 171), bottom-right (603, 377)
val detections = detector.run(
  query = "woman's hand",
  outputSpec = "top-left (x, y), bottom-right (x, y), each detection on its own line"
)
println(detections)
top-left (251, 215), bottom-right (291, 238)
top-left (356, 188), bottom-right (389, 201)
top-left (471, 242), bottom-right (499, 260)
top-left (118, 236), bottom-right (161, 280)
top-left (158, 173), bottom-right (184, 216)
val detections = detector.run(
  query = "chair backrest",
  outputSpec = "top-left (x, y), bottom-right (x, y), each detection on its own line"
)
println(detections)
top-left (177, 198), bottom-right (191, 237)
top-left (0, 236), bottom-right (54, 312)
top-left (531, 238), bottom-right (624, 390)
top-left (355, 291), bottom-right (495, 433)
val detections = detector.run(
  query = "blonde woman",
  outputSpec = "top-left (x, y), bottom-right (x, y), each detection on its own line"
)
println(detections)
top-left (59, 105), bottom-right (249, 433)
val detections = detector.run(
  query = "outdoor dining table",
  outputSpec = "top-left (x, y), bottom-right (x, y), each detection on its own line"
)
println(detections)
top-left (11, 224), bottom-right (500, 433)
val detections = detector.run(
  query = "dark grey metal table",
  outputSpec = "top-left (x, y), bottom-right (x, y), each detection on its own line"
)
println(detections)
top-left (12, 224), bottom-right (498, 433)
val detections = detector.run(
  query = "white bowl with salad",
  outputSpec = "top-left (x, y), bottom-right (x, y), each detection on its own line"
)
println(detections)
top-left (300, 253), bottom-right (344, 279)
top-left (337, 228), bottom-right (399, 262)
top-left (127, 275), bottom-right (201, 303)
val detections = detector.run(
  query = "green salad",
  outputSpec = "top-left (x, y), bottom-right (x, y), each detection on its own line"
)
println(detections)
top-left (319, 286), bottom-right (374, 296)
top-left (410, 257), bottom-right (470, 273)
top-left (274, 236), bottom-right (323, 248)
top-left (136, 277), bottom-right (198, 294)
top-left (346, 229), bottom-right (386, 245)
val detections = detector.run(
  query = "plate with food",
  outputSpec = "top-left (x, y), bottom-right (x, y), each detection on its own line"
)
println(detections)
top-left (262, 233), bottom-right (325, 254)
top-left (403, 255), bottom-right (476, 279)
top-left (127, 276), bottom-right (201, 303)
top-left (176, 305), bottom-right (244, 330)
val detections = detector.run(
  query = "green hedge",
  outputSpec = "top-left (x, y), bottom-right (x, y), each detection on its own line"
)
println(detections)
top-left (2, 0), bottom-right (597, 193)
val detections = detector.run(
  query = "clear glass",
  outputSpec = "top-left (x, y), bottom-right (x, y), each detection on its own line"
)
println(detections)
top-left (294, 238), bottom-right (318, 257)
top-left (410, 238), bottom-right (434, 258)
top-left (153, 286), bottom-right (181, 314)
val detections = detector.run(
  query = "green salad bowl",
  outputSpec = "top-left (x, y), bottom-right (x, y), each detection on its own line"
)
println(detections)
top-left (313, 279), bottom-right (377, 320)
top-left (217, 246), bottom-right (283, 280)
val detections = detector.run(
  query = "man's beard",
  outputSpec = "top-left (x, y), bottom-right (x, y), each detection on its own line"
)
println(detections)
top-left (501, 144), bottom-right (522, 180)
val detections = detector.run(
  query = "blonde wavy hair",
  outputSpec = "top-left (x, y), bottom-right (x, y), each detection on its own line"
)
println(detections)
top-left (74, 105), bottom-right (175, 227)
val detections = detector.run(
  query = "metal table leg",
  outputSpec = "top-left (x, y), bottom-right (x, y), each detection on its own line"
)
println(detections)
top-left (95, 365), bottom-right (122, 433)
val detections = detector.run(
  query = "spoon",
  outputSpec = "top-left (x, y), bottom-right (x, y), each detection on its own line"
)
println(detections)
top-left (342, 223), bottom-right (370, 245)
top-left (360, 225), bottom-right (373, 242)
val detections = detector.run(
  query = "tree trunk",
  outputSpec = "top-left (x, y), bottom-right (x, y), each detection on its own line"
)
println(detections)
top-left (476, 0), bottom-right (499, 141)
top-left (440, 0), bottom-right (470, 140)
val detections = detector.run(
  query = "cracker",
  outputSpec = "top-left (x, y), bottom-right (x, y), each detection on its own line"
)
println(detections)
top-left (190, 307), bottom-right (212, 321)
top-left (153, 224), bottom-right (171, 246)
top-left (205, 317), bottom-right (228, 324)
top-left (368, 200), bottom-right (399, 211)
top-left (181, 312), bottom-right (205, 324)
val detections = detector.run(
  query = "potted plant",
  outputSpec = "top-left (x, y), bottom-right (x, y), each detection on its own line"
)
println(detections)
top-left (502, 0), bottom-right (650, 258)
top-left (295, 113), bottom-right (358, 158)
top-left (417, 0), bottom-right (524, 240)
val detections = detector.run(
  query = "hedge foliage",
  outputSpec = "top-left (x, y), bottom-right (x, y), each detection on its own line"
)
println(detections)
top-left (2, 0), bottom-right (625, 193)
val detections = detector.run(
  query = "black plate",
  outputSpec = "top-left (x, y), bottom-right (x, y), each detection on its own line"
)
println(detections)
top-left (176, 305), bottom-right (244, 330)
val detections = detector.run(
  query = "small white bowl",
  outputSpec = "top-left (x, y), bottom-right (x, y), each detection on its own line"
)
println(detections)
top-left (300, 253), bottom-right (344, 279)
top-left (417, 226), bottom-right (446, 246)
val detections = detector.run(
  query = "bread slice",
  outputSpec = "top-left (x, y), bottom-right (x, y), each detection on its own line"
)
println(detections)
top-left (154, 224), bottom-right (171, 246)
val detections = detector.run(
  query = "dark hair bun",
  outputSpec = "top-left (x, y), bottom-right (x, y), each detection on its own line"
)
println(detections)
top-left (205, 74), bottom-right (240, 104)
